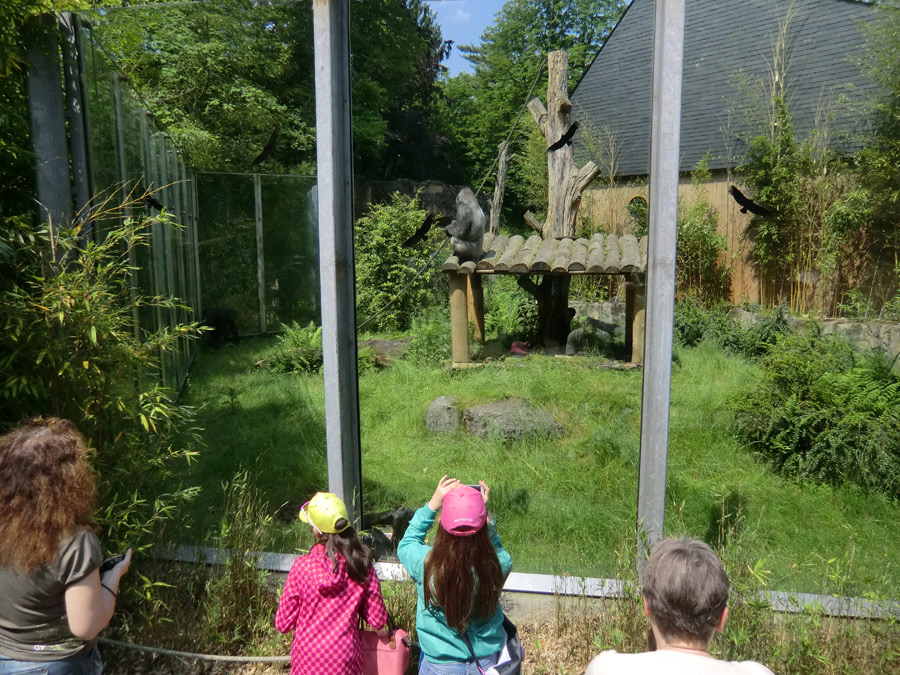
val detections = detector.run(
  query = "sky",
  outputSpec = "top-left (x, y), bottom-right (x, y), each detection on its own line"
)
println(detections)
top-left (426, 0), bottom-right (508, 76)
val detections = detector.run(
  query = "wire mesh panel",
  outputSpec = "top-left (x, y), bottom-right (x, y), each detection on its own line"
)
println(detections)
top-left (261, 175), bottom-right (320, 331)
top-left (195, 173), bottom-right (319, 335)
top-left (195, 173), bottom-right (261, 334)
top-left (79, 21), bottom-right (200, 393)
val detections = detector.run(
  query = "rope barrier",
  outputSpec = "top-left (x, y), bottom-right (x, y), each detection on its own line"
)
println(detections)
top-left (99, 637), bottom-right (290, 663)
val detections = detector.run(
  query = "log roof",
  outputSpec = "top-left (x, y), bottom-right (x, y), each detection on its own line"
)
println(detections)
top-left (441, 232), bottom-right (647, 276)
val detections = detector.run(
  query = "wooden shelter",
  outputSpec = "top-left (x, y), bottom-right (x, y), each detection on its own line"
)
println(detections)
top-left (442, 231), bottom-right (648, 365)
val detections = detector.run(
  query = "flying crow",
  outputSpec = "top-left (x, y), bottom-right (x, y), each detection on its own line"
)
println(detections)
top-left (547, 121), bottom-right (579, 152)
top-left (401, 212), bottom-right (435, 248)
top-left (252, 126), bottom-right (279, 166)
top-left (729, 185), bottom-right (773, 217)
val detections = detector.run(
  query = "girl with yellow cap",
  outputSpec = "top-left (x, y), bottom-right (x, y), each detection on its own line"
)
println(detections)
top-left (275, 492), bottom-right (387, 674)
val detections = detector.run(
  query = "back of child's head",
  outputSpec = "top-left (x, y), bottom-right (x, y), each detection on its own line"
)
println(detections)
top-left (425, 489), bottom-right (501, 632)
top-left (300, 492), bottom-right (372, 583)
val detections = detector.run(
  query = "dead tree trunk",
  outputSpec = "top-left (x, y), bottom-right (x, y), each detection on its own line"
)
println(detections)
top-left (489, 141), bottom-right (508, 236)
top-left (523, 51), bottom-right (601, 348)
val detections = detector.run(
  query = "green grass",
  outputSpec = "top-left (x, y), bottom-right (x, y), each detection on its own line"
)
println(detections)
top-left (176, 337), bottom-right (900, 597)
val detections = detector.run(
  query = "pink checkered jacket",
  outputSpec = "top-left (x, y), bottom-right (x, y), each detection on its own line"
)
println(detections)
top-left (276, 543), bottom-right (388, 675)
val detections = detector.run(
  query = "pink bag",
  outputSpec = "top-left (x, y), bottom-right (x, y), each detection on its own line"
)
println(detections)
top-left (360, 627), bottom-right (411, 675)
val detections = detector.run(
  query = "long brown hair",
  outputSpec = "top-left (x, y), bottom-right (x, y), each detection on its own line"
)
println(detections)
top-left (424, 524), bottom-right (502, 632)
top-left (0, 418), bottom-right (97, 573)
top-left (319, 518), bottom-right (373, 584)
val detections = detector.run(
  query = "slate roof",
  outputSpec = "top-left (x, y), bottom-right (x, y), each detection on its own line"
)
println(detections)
top-left (570, 0), bottom-right (880, 177)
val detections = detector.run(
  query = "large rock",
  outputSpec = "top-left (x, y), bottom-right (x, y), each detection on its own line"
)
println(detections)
top-left (464, 398), bottom-right (564, 439)
top-left (425, 396), bottom-right (462, 434)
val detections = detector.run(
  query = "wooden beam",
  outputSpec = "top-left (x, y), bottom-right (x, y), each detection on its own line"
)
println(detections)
top-left (467, 274), bottom-right (485, 343)
top-left (449, 274), bottom-right (469, 363)
top-left (524, 210), bottom-right (543, 234)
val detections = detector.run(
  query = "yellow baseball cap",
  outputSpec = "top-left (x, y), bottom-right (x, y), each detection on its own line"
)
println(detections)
top-left (299, 492), bottom-right (351, 534)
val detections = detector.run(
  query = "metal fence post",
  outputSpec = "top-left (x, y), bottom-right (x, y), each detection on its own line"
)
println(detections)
top-left (636, 0), bottom-right (685, 572)
top-left (312, 0), bottom-right (363, 526)
top-left (27, 14), bottom-right (72, 251)
top-left (254, 173), bottom-right (268, 333)
top-left (60, 12), bottom-right (91, 237)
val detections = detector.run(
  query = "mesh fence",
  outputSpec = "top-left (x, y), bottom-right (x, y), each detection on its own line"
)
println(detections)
top-left (195, 173), bottom-right (320, 335)
top-left (80, 21), bottom-right (200, 392)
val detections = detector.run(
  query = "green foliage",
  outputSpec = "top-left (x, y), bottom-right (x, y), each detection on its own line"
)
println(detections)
top-left (264, 321), bottom-right (324, 374)
top-left (730, 11), bottom-right (866, 312)
top-left (483, 275), bottom-right (539, 344)
top-left (405, 308), bottom-right (451, 367)
top-left (676, 155), bottom-right (731, 303)
top-left (733, 330), bottom-right (900, 497)
top-left (0, 192), bottom-right (202, 552)
top-left (91, 0), bottom-right (451, 179)
top-left (202, 471), bottom-right (277, 649)
top-left (354, 193), bottom-right (439, 331)
top-left (673, 299), bottom-right (792, 359)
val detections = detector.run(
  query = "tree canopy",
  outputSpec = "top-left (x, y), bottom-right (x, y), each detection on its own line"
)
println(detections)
top-left (442, 0), bottom-right (628, 224)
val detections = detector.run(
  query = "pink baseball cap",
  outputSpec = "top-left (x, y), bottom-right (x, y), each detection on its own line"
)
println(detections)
top-left (440, 485), bottom-right (487, 536)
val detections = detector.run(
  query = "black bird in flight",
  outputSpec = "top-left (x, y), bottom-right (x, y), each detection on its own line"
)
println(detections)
top-left (547, 121), bottom-right (579, 152)
top-left (401, 213), bottom-right (435, 248)
top-left (252, 126), bottom-right (279, 166)
top-left (729, 185), bottom-right (773, 217)
top-left (143, 194), bottom-right (164, 210)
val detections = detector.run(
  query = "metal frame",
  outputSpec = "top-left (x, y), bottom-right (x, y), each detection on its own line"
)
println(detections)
top-left (313, 0), bottom-right (363, 526)
top-left (636, 0), bottom-right (685, 569)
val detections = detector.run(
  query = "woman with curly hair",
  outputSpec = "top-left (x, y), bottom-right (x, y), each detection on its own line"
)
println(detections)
top-left (0, 418), bottom-right (131, 674)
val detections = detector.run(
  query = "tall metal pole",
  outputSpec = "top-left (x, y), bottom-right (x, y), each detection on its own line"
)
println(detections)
top-left (636, 0), bottom-right (685, 571)
top-left (60, 13), bottom-right (91, 238)
top-left (312, 0), bottom-right (363, 526)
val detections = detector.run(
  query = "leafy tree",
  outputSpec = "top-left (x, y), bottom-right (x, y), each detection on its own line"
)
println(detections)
top-left (443, 0), bottom-right (627, 223)
top-left (91, 0), bottom-right (451, 179)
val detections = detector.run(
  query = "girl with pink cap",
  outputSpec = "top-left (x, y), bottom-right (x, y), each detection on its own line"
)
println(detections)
top-left (275, 492), bottom-right (388, 675)
top-left (397, 476), bottom-right (513, 674)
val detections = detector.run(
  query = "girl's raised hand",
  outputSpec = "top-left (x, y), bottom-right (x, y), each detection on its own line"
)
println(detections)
top-left (428, 474), bottom-right (460, 511)
top-left (479, 480), bottom-right (490, 505)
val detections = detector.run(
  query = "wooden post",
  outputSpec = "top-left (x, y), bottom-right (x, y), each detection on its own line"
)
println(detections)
top-left (449, 274), bottom-right (469, 363)
top-left (489, 141), bottom-right (508, 236)
top-left (528, 51), bottom-right (600, 239)
top-left (467, 274), bottom-right (485, 343)
top-left (628, 278), bottom-right (646, 364)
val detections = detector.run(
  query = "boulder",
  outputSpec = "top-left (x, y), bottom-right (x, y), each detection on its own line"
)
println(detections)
top-left (425, 396), bottom-right (462, 434)
top-left (464, 398), bottom-right (564, 439)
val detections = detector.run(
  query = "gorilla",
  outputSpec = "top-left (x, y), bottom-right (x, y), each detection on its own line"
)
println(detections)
top-left (445, 187), bottom-right (485, 261)
top-left (202, 307), bottom-right (240, 348)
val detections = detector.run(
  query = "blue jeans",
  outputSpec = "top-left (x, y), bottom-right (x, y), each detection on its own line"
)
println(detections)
top-left (0, 648), bottom-right (101, 675)
top-left (418, 650), bottom-right (500, 675)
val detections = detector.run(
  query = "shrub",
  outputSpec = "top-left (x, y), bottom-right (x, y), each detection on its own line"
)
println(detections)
top-left (673, 300), bottom-right (792, 359)
top-left (354, 192), bottom-right (440, 331)
top-left (733, 330), bottom-right (900, 496)
top-left (676, 156), bottom-right (731, 303)
top-left (0, 192), bottom-right (201, 553)
top-left (265, 321), bottom-right (324, 373)
top-left (405, 308), bottom-right (451, 366)
top-left (483, 275), bottom-right (539, 345)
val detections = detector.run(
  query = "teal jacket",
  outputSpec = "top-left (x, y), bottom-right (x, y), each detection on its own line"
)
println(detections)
top-left (397, 504), bottom-right (513, 664)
